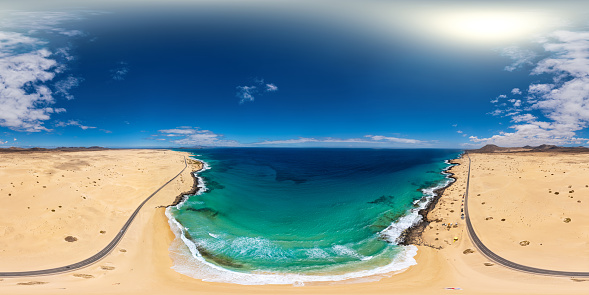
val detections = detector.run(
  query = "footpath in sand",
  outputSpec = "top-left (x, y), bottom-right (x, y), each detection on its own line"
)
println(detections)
top-left (1, 149), bottom-right (588, 294)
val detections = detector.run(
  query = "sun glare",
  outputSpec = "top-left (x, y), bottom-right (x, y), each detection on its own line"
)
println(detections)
top-left (429, 10), bottom-right (547, 43)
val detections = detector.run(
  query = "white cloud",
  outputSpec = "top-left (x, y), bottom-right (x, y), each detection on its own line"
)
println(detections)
top-left (254, 135), bottom-right (425, 145)
top-left (255, 137), bottom-right (378, 145)
top-left (0, 34), bottom-right (57, 132)
top-left (488, 109), bottom-right (503, 116)
top-left (472, 31), bottom-right (589, 147)
top-left (54, 29), bottom-right (84, 37)
top-left (511, 88), bottom-right (522, 95)
top-left (0, 11), bottom-right (81, 31)
top-left (54, 76), bottom-right (83, 100)
top-left (365, 135), bottom-right (425, 144)
top-left (237, 85), bottom-right (257, 104)
top-left (457, 130), bottom-right (463, 134)
top-left (489, 94), bottom-right (526, 120)
top-left (511, 114), bottom-right (537, 123)
top-left (528, 83), bottom-right (553, 94)
top-left (491, 94), bottom-right (506, 104)
top-left (532, 31), bottom-right (589, 78)
top-left (155, 127), bottom-right (239, 146)
top-left (55, 120), bottom-right (96, 130)
top-left (159, 128), bottom-right (198, 135)
top-left (55, 47), bottom-right (75, 62)
top-left (502, 46), bottom-right (537, 72)
top-left (254, 137), bottom-right (320, 145)
top-left (469, 122), bottom-right (589, 146)
top-left (111, 61), bottom-right (129, 81)
top-left (0, 12), bottom-right (85, 132)
top-left (237, 78), bottom-right (278, 104)
top-left (0, 11), bottom-right (103, 38)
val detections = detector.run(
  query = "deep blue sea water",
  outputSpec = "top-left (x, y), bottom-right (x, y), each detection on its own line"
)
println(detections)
top-left (166, 148), bottom-right (460, 285)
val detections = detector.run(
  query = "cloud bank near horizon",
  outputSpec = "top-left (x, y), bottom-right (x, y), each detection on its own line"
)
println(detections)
top-left (471, 30), bottom-right (589, 147)
top-left (153, 127), bottom-right (427, 147)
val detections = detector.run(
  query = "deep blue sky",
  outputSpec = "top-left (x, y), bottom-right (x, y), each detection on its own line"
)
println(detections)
top-left (1, 0), bottom-right (589, 148)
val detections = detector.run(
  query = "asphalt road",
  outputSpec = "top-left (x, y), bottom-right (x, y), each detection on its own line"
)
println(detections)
top-left (463, 153), bottom-right (589, 277)
top-left (0, 156), bottom-right (188, 277)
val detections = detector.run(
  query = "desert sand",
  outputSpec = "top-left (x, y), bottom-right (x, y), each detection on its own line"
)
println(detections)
top-left (0, 149), bottom-right (588, 294)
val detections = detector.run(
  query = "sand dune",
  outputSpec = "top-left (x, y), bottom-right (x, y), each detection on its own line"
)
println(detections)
top-left (0, 149), bottom-right (199, 272)
top-left (1, 150), bottom-right (588, 294)
top-left (419, 152), bottom-right (589, 294)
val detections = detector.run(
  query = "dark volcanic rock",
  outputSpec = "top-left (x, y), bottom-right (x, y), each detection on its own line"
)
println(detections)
top-left (471, 144), bottom-right (506, 153)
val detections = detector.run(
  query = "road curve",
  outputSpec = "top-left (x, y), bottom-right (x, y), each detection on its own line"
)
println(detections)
top-left (0, 156), bottom-right (188, 277)
top-left (463, 152), bottom-right (589, 277)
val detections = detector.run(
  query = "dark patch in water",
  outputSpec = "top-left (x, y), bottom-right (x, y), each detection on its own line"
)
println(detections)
top-left (195, 245), bottom-right (244, 268)
top-left (200, 176), bottom-right (225, 192)
top-left (330, 201), bottom-right (346, 208)
top-left (274, 171), bottom-right (308, 184)
top-left (368, 195), bottom-right (396, 206)
top-left (369, 211), bottom-right (406, 233)
top-left (181, 234), bottom-right (244, 269)
top-left (186, 207), bottom-right (219, 218)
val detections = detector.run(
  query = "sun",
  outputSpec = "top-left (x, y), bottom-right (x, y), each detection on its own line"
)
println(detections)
top-left (428, 9), bottom-right (547, 44)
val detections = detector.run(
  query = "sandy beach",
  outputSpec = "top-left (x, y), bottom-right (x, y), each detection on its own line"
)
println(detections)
top-left (1, 149), bottom-right (588, 294)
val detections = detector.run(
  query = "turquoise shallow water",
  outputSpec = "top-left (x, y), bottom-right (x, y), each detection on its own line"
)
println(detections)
top-left (167, 148), bottom-right (460, 284)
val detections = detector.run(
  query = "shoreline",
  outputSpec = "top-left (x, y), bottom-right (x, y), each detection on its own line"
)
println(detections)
top-left (3, 149), bottom-right (589, 294)
top-left (131, 149), bottom-right (589, 294)
top-left (164, 151), bottom-right (461, 285)
top-left (0, 149), bottom-right (197, 274)
top-left (398, 155), bottom-right (461, 248)
top-left (168, 158), bottom-right (204, 207)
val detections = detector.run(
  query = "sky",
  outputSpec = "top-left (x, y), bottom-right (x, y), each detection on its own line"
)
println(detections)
top-left (1, 0), bottom-right (589, 148)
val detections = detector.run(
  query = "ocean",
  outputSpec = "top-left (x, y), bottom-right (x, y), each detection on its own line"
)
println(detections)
top-left (166, 148), bottom-right (460, 285)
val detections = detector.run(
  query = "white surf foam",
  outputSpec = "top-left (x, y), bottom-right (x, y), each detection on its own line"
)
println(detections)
top-left (166, 210), bottom-right (418, 285)
top-left (165, 155), bottom-right (458, 285)
top-left (173, 158), bottom-right (210, 210)
top-left (305, 247), bottom-right (330, 259)
top-left (379, 160), bottom-right (456, 244)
